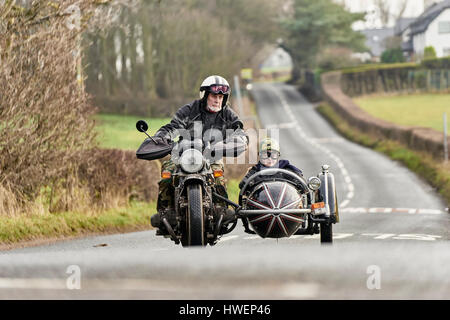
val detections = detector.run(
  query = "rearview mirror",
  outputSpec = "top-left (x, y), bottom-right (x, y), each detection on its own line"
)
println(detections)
top-left (136, 120), bottom-right (148, 132)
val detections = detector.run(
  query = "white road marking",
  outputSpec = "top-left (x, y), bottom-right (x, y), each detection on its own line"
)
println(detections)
top-left (279, 282), bottom-right (320, 299)
top-left (417, 209), bottom-right (444, 215)
top-left (242, 233), bottom-right (444, 241)
top-left (340, 199), bottom-right (350, 207)
top-left (341, 207), bottom-right (445, 214)
top-left (269, 87), bottom-right (354, 209)
top-left (0, 278), bottom-right (66, 289)
top-left (243, 236), bottom-right (260, 240)
top-left (220, 235), bottom-right (239, 242)
top-left (0, 278), bottom-right (218, 292)
top-left (303, 234), bottom-right (320, 239)
top-left (362, 233), bottom-right (396, 239)
top-left (332, 233), bottom-right (354, 239)
top-left (392, 234), bottom-right (442, 241)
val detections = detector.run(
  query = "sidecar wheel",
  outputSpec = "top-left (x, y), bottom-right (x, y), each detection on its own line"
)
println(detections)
top-left (320, 222), bottom-right (333, 244)
top-left (186, 184), bottom-right (205, 246)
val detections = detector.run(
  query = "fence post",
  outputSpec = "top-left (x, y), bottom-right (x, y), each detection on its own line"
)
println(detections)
top-left (233, 75), bottom-right (244, 116)
top-left (445, 112), bottom-right (448, 163)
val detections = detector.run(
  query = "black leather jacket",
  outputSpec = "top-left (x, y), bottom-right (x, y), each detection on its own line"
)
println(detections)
top-left (155, 99), bottom-right (248, 144)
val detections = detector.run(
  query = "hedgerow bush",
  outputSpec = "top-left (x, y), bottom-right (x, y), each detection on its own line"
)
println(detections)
top-left (421, 56), bottom-right (450, 69)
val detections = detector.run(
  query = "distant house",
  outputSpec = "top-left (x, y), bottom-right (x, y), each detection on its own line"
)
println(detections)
top-left (394, 17), bottom-right (416, 58)
top-left (409, 0), bottom-right (450, 58)
top-left (359, 28), bottom-right (395, 60)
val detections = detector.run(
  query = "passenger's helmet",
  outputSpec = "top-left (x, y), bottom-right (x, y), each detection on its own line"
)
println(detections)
top-left (259, 137), bottom-right (280, 154)
top-left (199, 75), bottom-right (231, 107)
top-left (259, 138), bottom-right (280, 167)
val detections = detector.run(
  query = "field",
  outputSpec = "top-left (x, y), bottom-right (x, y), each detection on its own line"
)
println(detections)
top-left (95, 114), bottom-right (171, 150)
top-left (354, 94), bottom-right (450, 133)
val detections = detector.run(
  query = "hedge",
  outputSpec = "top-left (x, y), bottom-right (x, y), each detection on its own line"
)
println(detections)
top-left (421, 56), bottom-right (450, 69)
top-left (339, 58), bottom-right (450, 96)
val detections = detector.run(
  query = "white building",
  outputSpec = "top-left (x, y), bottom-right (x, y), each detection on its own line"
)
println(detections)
top-left (409, 0), bottom-right (450, 58)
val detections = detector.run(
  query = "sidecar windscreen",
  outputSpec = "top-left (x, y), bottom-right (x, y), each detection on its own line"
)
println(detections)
top-left (239, 168), bottom-right (308, 204)
top-left (136, 138), bottom-right (173, 160)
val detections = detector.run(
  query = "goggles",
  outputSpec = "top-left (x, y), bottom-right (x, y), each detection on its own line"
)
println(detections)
top-left (209, 85), bottom-right (230, 95)
top-left (260, 151), bottom-right (280, 160)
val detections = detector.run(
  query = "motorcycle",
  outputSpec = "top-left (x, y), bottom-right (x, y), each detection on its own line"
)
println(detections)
top-left (135, 120), bottom-right (247, 247)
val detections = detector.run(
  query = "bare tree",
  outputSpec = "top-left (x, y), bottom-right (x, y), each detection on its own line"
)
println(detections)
top-left (83, 0), bottom-right (284, 116)
top-left (374, 0), bottom-right (408, 27)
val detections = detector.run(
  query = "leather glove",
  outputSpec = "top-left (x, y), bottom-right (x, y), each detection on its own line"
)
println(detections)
top-left (152, 136), bottom-right (171, 144)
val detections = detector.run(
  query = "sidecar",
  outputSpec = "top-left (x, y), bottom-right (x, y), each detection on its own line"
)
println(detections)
top-left (237, 165), bottom-right (339, 243)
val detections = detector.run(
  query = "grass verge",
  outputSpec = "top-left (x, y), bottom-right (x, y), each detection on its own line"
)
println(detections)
top-left (227, 179), bottom-right (240, 204)
top-left (317, 103), bottom-right (450, 207)
top-left (0, 201), bottom-right (156, 247)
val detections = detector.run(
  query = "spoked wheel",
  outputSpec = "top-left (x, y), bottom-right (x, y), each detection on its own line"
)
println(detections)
top-left (181, 183), bottom-right (205, 247)
top-left (320, 222), bottom-right (333, 244)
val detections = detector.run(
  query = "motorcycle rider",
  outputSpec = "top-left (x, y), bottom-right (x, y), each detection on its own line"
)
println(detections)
top-left (151, 75), bottom-right (248, 230)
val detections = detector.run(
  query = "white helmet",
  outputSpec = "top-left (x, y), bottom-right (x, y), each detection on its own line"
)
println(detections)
top-left (199, 75), bottom-right (231, 107)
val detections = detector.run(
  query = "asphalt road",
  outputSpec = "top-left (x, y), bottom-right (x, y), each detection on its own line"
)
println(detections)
top-left (0, 82), bottom-right (449, 299)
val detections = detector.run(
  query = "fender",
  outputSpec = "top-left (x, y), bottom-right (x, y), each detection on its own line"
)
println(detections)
top-left (318, 166), bottom-right (339, 222)
top-left (179, 174), bottom-right (207, 195)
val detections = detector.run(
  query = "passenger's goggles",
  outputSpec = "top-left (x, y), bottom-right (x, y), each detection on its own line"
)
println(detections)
top-left (260, 151), bottom-right (280, 160)
top-left (209, 85), bottom-right (230, 94)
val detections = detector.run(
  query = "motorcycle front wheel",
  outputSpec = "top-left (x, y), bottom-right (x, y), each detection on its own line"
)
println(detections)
top-left (183, 183), bottom-right (205, 246)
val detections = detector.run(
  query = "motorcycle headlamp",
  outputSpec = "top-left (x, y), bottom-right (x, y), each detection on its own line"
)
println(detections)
top-left (308, 176), bottom-right (321, 191)
top-left (180, 149), bottom-right (205, 173)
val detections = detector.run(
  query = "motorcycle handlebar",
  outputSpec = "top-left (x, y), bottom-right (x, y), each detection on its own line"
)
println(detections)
top-left (172, 139), bottom-right (246, 160)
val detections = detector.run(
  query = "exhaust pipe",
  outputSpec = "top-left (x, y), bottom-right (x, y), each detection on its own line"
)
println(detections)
top-left (162, 217), bottom-right (178, 243)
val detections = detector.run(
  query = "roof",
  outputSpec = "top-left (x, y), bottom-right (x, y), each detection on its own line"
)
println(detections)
top-left (410, 0), bottom-right (450, 35)
top-left (394, 17), bottom-right (416, 36)
top-left (360, 28), bottom-right (395, 57)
